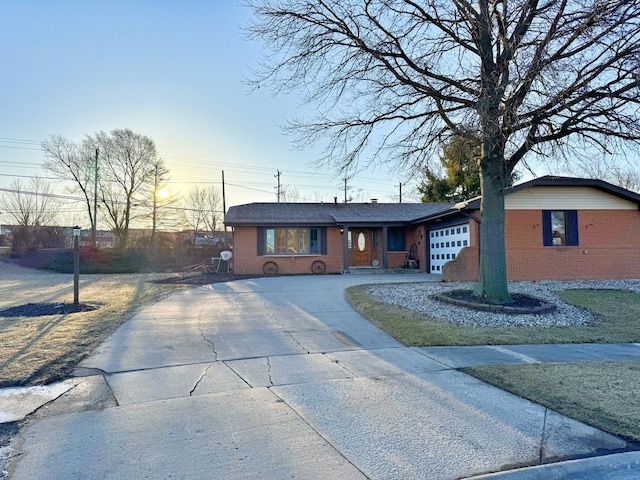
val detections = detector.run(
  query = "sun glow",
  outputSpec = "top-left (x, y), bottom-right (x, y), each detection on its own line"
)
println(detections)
top-left (156, 187), bottom-right (170, 200)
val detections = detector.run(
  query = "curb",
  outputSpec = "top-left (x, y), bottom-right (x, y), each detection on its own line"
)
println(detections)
top-left (465, 451), bottom-right (640, 479)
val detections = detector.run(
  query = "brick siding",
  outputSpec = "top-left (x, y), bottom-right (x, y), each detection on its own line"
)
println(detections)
top-left (505, 209), bottom-right (640, 281)
top-left (231, 226), bottom-right (344, 275)
top-left (444, 209), bottom-right (640, 281)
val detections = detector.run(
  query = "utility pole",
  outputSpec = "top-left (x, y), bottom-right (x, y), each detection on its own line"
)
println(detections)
top-left (399, 182), bottom-right (402, 203)
top-left (92, 148), bottom-right (99, 248)
top-left (222, 170), bottom-right (228, 238)
top-left (275, 170), bottom-right (282, 203)
top-left (342, 177), bottom-right (352, 203)
top-left (222, 170), bottom-right (227, 215)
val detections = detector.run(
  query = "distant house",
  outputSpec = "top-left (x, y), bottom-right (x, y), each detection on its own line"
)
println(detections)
top-left (224, 176), bottom-right (640, 281)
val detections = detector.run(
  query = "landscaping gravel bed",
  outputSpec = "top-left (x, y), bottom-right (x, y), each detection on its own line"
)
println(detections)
top-left (368, 279), bottom-right (640, 328)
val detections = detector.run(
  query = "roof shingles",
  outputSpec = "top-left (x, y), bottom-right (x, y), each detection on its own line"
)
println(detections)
top-left (224, 202), bottom-right (454, 226)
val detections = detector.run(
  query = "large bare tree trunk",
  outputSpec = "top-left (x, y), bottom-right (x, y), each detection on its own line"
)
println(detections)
top-left (474, 154), bottom-right (511, 304)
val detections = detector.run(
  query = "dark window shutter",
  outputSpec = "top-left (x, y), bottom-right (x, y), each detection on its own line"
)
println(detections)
top-left (568, 211), bottom-right (579, 246)
top-left (542, 211), bottom-right (552, 246)
top-left (257, 227), bottom-right (265, 255)
top-left (320, 227), bottom-right (327, 255)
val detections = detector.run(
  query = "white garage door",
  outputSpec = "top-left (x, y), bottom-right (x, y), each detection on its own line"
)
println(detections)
top-left (429, 223), bottom-right (470, 273)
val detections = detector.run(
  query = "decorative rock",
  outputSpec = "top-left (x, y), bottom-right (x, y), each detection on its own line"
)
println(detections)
top-left (368, 279), bottom-right (640, 328)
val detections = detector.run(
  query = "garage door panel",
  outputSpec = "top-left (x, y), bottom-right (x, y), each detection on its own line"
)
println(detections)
top-left (429, 224), bottom-right (469, 273)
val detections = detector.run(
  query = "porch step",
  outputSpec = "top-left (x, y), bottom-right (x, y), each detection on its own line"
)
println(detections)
top-left (343, 268), bottom-right (423, 275)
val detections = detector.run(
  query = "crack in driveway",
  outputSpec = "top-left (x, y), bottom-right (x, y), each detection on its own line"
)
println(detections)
top-left (266, 357), bottom-right (274, 386)
top-left (197, 313), bottom-right (218, 361)
top-left (189, 363), bottom-right (215, 396)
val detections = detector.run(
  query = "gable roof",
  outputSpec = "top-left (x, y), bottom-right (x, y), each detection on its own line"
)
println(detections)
top-left (459, 176), bottom-right (640, 210)
top-left (224, 202), bottom-right (455, 226)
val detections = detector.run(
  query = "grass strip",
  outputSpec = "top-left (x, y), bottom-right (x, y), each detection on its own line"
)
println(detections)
top-left (464, 361), bottom-right (640, 443)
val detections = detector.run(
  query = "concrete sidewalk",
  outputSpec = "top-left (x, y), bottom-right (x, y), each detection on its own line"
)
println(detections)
top-left (4, 275), bottom-right (640, 479)
top-left (417, 342), bottom-right (640, 368)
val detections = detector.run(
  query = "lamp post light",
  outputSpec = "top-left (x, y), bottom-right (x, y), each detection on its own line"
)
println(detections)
top-left (73, 226), bottom-right (81, 305)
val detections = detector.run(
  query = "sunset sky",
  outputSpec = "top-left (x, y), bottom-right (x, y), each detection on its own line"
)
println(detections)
top-left (0, 1), bottom-right (416, 227)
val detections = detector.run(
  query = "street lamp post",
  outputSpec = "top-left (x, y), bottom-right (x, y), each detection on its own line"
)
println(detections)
top-left (73, 226), bottom-right (81, 305)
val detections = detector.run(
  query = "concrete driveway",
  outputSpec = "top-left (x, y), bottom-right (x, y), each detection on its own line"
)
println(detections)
top-left (7, 275), bottom-right (637, 479)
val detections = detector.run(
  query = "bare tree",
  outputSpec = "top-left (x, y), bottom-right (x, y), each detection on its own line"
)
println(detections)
top-left (141, 158), bottom-right (180, 247)
top-left (86, 129), bottom-right (159, 250)
top-left (281, 185), bottom-right (302, 202)
top-left (42, 135), bottom-right (99, 245)
top-left (248, 0), bottom-right (640, 303)
top-left (0, 177), bottom-right (58, 254)
top-left (562, 156), bottom-right (640, 193)
top-left (183, 185), bottom-right (223, 242)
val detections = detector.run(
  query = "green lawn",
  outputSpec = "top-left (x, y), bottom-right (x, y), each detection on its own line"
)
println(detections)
top-left (345, 285), bottom-right (640, 442)
top-left (345, 286), bottom-right (640, 345)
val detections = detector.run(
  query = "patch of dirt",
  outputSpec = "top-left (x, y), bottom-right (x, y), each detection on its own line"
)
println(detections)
top-left (442, 290), bottom-right (547, 308)
top-left (433, 289), bottom-right (556, 314)
top-left (0, 303), bottom-right (97, 317)
top-left (154, 272), bottom-right (261, 285)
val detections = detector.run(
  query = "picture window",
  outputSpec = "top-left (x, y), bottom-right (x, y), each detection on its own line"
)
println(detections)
top-left (265, 228), bottom-right (320, 255)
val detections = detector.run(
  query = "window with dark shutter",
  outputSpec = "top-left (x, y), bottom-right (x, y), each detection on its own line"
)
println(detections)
top-left (542, 210), bottom-right (578, 246)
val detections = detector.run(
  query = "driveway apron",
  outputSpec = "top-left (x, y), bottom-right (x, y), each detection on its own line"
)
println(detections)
top-left (8, 275), bottom-right (633, 479)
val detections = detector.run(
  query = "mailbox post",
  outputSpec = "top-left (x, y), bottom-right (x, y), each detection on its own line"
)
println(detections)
top-left (73, 226), bottom-right (81, 305)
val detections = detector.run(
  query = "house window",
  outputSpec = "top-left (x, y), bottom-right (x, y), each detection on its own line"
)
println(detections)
top-left (543, 211), bottom-right (578, 246)
top-left (387, 227), bottom-right (406, 251)
top-left (265, 228), bottom-right (320, 255)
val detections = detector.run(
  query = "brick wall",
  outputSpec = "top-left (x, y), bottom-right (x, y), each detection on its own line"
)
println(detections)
top-left (504, 209), bottom-right (640, 281)
top-left (231, 226), bottom-right (345, 275)
top-left (444, 209), bottom-right (640, 281)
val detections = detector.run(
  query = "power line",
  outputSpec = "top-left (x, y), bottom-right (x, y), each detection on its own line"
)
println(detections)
top-left (0, 187), bottom-right (86, 202)
top-left (0, 135), bottom-right (407, 202)
top-left (1, 136), bottom-right (402, 185)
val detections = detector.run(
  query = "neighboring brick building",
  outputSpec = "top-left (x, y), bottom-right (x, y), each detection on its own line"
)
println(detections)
top-left (225, 176), bottom-right (640, 281)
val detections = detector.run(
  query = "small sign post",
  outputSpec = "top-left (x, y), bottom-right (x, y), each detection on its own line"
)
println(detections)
top-left (73, 226), bottom-right (81, 305)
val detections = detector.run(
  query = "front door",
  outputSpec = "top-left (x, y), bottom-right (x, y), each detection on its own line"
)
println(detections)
top-left (353, 229), bottom-right (370, 266)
